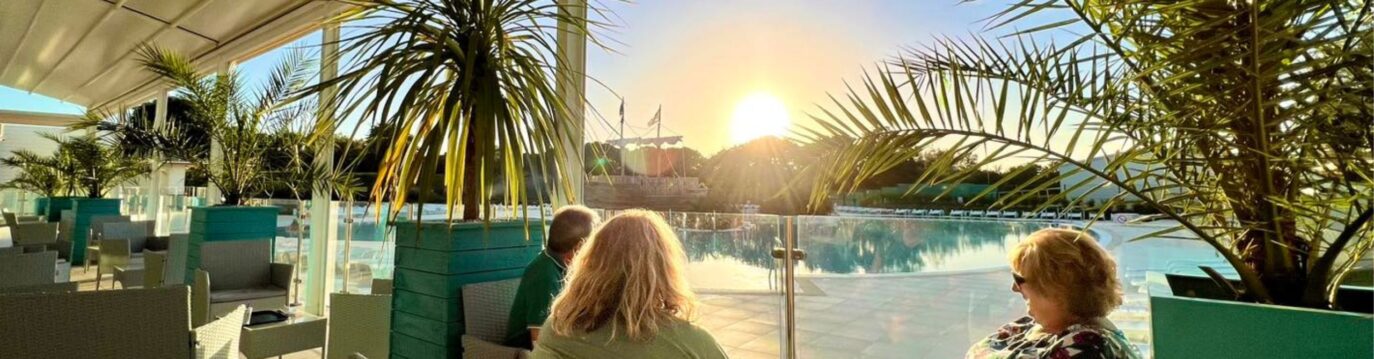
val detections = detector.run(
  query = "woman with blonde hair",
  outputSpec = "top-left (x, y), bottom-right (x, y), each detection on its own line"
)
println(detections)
top-left (967, 228), bottom-right (1142, 359)
top-left (532, 210), bottom-right (727, 359)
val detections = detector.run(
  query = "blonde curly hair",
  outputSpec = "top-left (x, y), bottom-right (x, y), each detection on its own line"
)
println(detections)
top-left (546, 210), bottom-right (697, 341)
top-left (1009, 228), bottom-right (1123, 319)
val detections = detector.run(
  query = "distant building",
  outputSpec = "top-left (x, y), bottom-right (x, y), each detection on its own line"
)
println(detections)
top-left (1058, 155), bottom-right (1176, 206)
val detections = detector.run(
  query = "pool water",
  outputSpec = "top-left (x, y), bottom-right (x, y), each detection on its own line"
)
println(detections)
top-left (674, 215), bottom-right (1051, 292)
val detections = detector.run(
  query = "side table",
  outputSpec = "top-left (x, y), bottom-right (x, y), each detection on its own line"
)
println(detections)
top-left (240, 313), bottom-right (328, 359)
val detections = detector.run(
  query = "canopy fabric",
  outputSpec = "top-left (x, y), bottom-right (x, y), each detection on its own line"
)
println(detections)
top-left (0, 0), bottom-right (352, 109)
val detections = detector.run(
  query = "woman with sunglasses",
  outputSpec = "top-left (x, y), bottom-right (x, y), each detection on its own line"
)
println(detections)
top-left (967, 228), bottom-right (1142, 359)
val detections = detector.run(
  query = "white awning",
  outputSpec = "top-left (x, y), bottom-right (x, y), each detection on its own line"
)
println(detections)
top-left (0, 0), bottom-right (354, 110)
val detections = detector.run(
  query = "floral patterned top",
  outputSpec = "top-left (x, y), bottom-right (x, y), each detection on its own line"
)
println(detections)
top-left (966, 316), bottom-right (1142, 359)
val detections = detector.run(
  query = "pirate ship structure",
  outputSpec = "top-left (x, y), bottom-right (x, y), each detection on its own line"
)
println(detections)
top-left (585, 104), bottom-right (708, 210)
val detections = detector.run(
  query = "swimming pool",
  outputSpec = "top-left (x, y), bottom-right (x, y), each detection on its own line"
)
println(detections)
top-left (672, 215), bottom-right (1052, 292)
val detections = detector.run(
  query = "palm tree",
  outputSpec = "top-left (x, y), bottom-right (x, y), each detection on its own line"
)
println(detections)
top-left (3, 134), bottom-right (146, 199)
top-left (0, 147), bottom-right (70, 198)
top-left (302, 0), bottom-right (610, 221)
top-left (803, 0), bottom-right (1371, 309)
top-left (117, 45), bottom-right (315, 206)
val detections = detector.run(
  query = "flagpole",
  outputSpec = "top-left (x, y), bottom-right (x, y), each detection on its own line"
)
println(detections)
top-left (619, 98), bottom-right (625, 176)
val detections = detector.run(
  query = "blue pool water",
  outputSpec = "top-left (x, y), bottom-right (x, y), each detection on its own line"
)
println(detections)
top-left (673, 216), bottom-right (1052, 291)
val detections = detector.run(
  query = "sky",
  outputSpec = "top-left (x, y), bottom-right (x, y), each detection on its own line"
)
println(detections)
top-left (1, 0), bottom-right (1074, 156)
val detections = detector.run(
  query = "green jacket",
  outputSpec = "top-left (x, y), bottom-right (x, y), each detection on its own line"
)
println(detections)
top-left (504, 250), bottom-right (567, 349)
top-left (532, 319), bottom-right (728, 359)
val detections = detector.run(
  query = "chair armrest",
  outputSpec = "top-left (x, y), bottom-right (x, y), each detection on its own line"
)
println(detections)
top-left (270, 263), bottom-right (295, 289)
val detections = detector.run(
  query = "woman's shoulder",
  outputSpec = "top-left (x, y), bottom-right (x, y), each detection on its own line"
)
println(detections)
top-left (665, 319), bottom-right (729, 358)
top-left (1052, 319), bottom-right (1142, 359)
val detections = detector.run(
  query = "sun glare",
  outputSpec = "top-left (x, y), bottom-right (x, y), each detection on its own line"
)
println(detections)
top-left (729, 92), bottom-right (791, 145)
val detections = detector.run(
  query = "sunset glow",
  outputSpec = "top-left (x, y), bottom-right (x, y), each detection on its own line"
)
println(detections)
top-left (729, 92), bottom-right (791, 145)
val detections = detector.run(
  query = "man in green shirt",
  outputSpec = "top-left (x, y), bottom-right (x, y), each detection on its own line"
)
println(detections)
top-left (504, 205), bottom-right (600, 349)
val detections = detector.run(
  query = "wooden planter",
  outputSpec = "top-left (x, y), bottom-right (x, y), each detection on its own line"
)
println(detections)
top-left (40, 196), bottom-right (78, 222)
top-left (390, 220), bottom-right (545, 359)
top-left (1147, 272), bottom-right (1373, 358)
top-left (185, 206), bottom-right (278, 283)
top-left (69, 198), bottom-right (121, 263)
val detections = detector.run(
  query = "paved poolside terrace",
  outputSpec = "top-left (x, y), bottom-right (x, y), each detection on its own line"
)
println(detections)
top-left (1, 221), bottom-right (1224, 358)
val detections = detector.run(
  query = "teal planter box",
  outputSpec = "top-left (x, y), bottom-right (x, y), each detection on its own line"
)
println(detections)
top-left (185, 206), bottom-right (278, 283)
top-left (41, 196), bottom-right (78, 222)
top-left (69, 198), bottom-right (122, 263)
top-left (390, 220), bottom-right (544, 358)
top-left (1148, 272), bottom-right (1374, 358)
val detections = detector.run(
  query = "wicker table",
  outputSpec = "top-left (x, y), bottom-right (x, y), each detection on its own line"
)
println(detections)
top-left (240, 313), bottom-right (327, 359)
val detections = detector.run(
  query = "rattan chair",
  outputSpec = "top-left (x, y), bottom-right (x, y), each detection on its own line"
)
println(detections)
top-left (0, 251), bottom-right (57, 289)
top-left (193, 304), bottom-right (247, 359)
top-left (0, 281), bottom-right (77, 294)
top-left (98, 238), bottom-right (141, 289)
top-left (10, 221), bottom-right (58, 253)
top-left (198, 240), bottom-right (293, 319)
top-left (460, 278), bottom-right (529, 359)
top-left (85, 215), bottom-right (132, 272)
top-left (193, 269), bottom-right (211, 327)
top-left (370, 278), bottom-right (393, 295)
top-left (0, 286), bottom-right (192, 359)
top-left (327, 293), bottom-right (392, 359)
top-left (146, 251), bottom-right (167, 288)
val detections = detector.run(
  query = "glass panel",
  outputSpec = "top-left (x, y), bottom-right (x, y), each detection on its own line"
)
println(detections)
top-left (333, 201), bottom-right (400, 295)
top-left (665, 211), bottom-right (787, 359)
top-left (0, 189), bottom-right (39, 216)
top-left (787, 216), bottom-right (1047, 358)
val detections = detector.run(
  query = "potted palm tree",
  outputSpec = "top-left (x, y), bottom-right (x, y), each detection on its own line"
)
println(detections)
top-left (802, 1), bottom-right (1371, 357)
top-left (299, 0), bottom-right (603, 356)
top-left (3, 133), bottom-right (147, 262)
top-left (131, 45), bottom-right (315, 283)
top-left (1, 142), bottom-right (73, 220)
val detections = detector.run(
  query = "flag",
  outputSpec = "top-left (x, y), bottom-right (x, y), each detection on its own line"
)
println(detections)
top-left (618, 99), bottom-right (625, 124)
top-left (648, 105), bottom-right (661, 126)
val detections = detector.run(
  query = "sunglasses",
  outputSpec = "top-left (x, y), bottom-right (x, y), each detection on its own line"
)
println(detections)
top-left (1012, 273), bottom-right (1027, 286)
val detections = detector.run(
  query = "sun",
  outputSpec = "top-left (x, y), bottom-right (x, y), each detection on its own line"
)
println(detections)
top-left (729, 92), bottom-right (791, 144)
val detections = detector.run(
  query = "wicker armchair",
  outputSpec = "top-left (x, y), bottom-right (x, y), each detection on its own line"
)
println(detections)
top-left (0, 281), bottom-right (77, 294)
top-left (97, 221), bottom-right (156, 289)
top-left (193, 304), bottom-right (247, 359)
top-left (198, 240), bottom-right (293, 319)
top-left (10, 221), bottom-right (58, 252)
top-left (2, 211), bottom-right (42, 227)
top-left (327, 293), bottom-right (392, 359)
top-left (0, 286), bottom-right (192, 359)
top-left (0, 251), bottom-right (57, 289)
top-left (85, 215), bottom-right (133, 272)
top-left (460, 278), bottom-right (529, 359)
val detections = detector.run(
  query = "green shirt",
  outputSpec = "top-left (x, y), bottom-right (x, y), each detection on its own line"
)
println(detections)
top-left (503, 250), bottom-right (567, 349)
top-left (531, 319), bottom-right (728, 359)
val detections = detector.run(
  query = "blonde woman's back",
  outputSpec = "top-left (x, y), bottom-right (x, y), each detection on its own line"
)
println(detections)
top-left (531, 318), bottom-right (726, 359)
top-left (537, 210), bottom-right (727, 359)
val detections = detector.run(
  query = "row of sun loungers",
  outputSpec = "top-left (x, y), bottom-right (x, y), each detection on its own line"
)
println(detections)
top-left (834, 206), bottom-right (1089, 220)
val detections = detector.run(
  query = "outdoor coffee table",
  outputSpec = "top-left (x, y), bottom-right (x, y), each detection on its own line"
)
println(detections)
top-left (240, 312), bottom-right (328, 359)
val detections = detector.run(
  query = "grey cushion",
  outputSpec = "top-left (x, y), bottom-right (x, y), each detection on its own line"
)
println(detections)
top-left (207, 286), bottom-right (287, 304)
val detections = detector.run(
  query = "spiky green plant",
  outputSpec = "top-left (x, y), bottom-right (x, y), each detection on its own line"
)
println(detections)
top-left (301, 0), bottom-right (609, 221)
top-left (0, 146), bottom-right (70, 198)
top-left (804, 0), bottom-right (1372, 309)
top-left (121, 45), bottom-right (315, 206)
